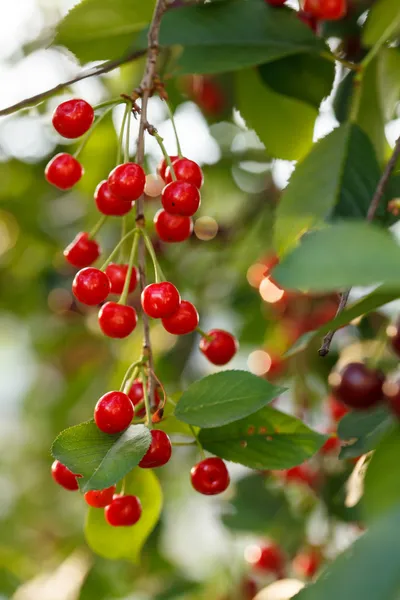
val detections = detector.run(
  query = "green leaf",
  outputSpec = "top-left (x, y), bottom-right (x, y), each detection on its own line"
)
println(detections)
top-left (51, 421), bottom-right (151, 493)
top-left (273, 222), bottom-right (400, 292)
top-left (362, 0), bottom-right (400, 47)
top-left (274, 124), bottom-right (381, 256)
top-left (293, 507), bottom-right (400, 600)
top-left (378, 48), bottom-right (400, 121)
top-left (338, 405), bottom-right (393, 460)
top-left (235, 68), bottom-right (317, 161)
top-left (199, 406), bottom-right (326, 469)
top-left (357, 60), bottom-right (386, 164)
top-left (54, 0), bottom-right (155, 62)
top-left (174, 370), bottom-right (284, 428)
top-left (85, 469), bottom-right (162, 562)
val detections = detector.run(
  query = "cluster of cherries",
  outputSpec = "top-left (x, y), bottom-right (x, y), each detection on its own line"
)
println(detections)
top-left (266, 0), bottom-right (347, 32)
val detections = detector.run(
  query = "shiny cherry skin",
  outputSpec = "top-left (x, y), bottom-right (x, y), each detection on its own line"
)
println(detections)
top-left (162, 300), bottom-right (199, 335)
top-left (139, 430), bottom-right (172, 468)
top-left (51, 460), bottom-right (81, 491)
top-left (247, 542), bottom-right (285, 577)
top-left (388, 322), bottom-right (400, 357)
top-left (84, 485), bottom-right (116, 508)
top-left (52, 99), bottom-right (94, 138)
top-left (94, 391), bottom-right (134, 434)
top-left (72, 267), bottom-right (110, 305)
top-left (128, 379), bottom-right (161, 417)
top-left (105, 263), bottom-right (138, 295)
top-left (161, 181), bottom-right (200, 216)
top-left (108, 163), bottom-right (146, 201)
top-left (328, 394), bottom-right (349, 422)
top-left (98, 302), bottom-right (137, 338)
top-left (383, 381), bottom-right (400, 418)
top-left (293, 549), bottom-right (321, 578)
top-left (330, 362), bottom-right (384, 410)
top-left (105, 494), bottom-right (142, 527)
top-left (298, 10), bottom-right (318, 31)
top-left (64, 232), bottom-right (100, 268)
top-left (154, 209), bottom-right (193, 243)
top-left (45, 153), bottom-right (83, 189)
top-left (165, 158), bottom-right (204, 189)
top-left (190, 457), bottom-right (230, 495)
top-left (200, 329), bottom-right (238, 365)
top-left (141, 282), bottom-right (181, 319)
top-left (94, 180), bottom-right (132, 216)
top-left (303, 0), bottom-right (347, 20)
top-left (157, 155), bottom-right (179, 181)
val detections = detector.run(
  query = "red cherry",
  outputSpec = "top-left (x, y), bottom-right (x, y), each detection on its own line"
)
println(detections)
top-left (108, 163), bottom-right (146, 201)
top-left (51, 460), bottom-right (81, 491)
top-left (52, 99), bottom-right (94, 139)
top-left (165, 158), bottom-right (204, 189)
top-left (303, 0), bottom-right (346, 20)
top-left (246, 542), bottom-right (285, 577)
top-left (186, 76), bottom-right (226, 116)
top-left (72, 267), bottom-right (110, 305)
top-left (242, 578), bottom-right (258, 600)
top-left (328, 394), bottom-right (349, 422)
top-left (283, 464), bottom-right (318, 488)
top-left (105, 494), bottom-right (142, 527)
top-left (98, 302), bottom-right (137, 338)
top-left (265, 0), bottom-right (286, 5)
top-left (162, 300), bottom-right (199, 335)
top-left (190, 457), bottom-right (230, 495)
top-left (139, 429), bottom-right (172, 468)
top-left (105, 263), bottom-right (138, 295)
top-left (157, 155), bottom-right (179, 182)
top-left (320, 434), bottom-right (341, 455)
top-left (94, 180), bottom-right (132, 216)
top-left (45, 153), bottom-right (83, 189)
top-left (154, 209), bottom-right (193, 243)
top-left (64, 232), bottom-right (100, 268)
top-left (298, 10), bottom-right (318, 31)
top-left (161, 181), bottom-right (200, 216)
top-left (383, 381), bottom-right (400, 418)
top-left (330, 362), bottom-right (384, 410)
top-left (94, 390), bottom-right (134, 434)
top-left (128, 379), bottom-right (161, 417)
top-left (84, 485), bottom-right (116, 508)
top-left (388, 322), bottom-right (400, 357)
top-left (293, 549), bottom-right (321, 579)
top-left (141, 282), bottom-right (181, 319)
top-left (199, 329), bottom-right (238, 365)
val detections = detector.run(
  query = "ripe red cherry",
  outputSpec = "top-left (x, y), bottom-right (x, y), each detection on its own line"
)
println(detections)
top-left (141, 282), bottom-right (181, 319)
top-left (72, 267), bottom-right (110, 305)
top-left (51, 460), bottom-right (81, 491)
top-left (190, 457), bottom-right (230, 495)
top-left (246, 542), bottom-right (285, 577)
top-left (330, 362), bottom-right (384, 410)
top-left (328, 394), bottom-right (349, 422)
top-left (320, 434), bottom-right (341, 455)
top-left (293, 549), bottom-right (321, 578)
top-left (52, 99), bottom-right (94, 139)
top-left (105, 263), bottom-right (138, 295)
top-left (162, 300), bottom-right (199, 335)
top-left (157, 155), bottom-right (179, 181)
top-left (154, 209), bottom-right (193, 243)
top-left (162, 181), bottom-right (200, 216)
top-left (64, 232), bottom-right (100, 268)
top-left (265, 0), bottom-right (286, 5)
top-left (139, 430), bottom-right (172, 468)
top-left (45, 153), bottom-right (83, 189)
top-left (165, 158), bottom-right (204, 189)
top-left (128, 379), bottom-right (161, 417)
top-left (298, 10), bottom-right (318, 31)
top-left (283, 464), bottom-right (318, 488)
top-left (94, 180), bottom-right (132, 216)
top-left (108, 163), bottom-right (146, 201)
top-left (383, 381), bottom-right (400, 418)
top-left (199, 329), bottom-right (238, 365)
top-left (98, 302), bottom-right (137, 338)
top-left (94, 391), bottom-right (134, 434)
top-left (105, 494), bottom-right (142, 527)
top-left (303, 0), bottom-right (346, 20)
top-left (84, 485), bottom-right (116, 508)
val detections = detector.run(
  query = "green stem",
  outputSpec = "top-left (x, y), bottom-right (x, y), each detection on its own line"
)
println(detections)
top-left (189, 425), bottom-right (205, 459)
top-left (196, 326), bottom-right (209, 338)
top-left (165, 102), bottom-right (183, 157)
top-left (118, 232), bottom-right (139, 305)
top-left (141, 368), bottom-right (153, 429)
top-left (141, 229), bottom-right (166, 283)
top-left (120, 361), bottom-right (143, 393)
top-left (320, 51), bottom-right (359, 72)
top-left (93, 98), bottom-right (123, 111)
top-left (349, 76), bottom-right (363, 123)
top-left (360, 17), bottom-right (400, 72)
top-left (172, 441), bottom-right (197, 447)
top-left (88, 215), bottom-right (107, 239)
top-left (100, 228), bottom-right (138, 270)
top-left (153, 130), bottom-right (177, 181)
top-left (116, 101), bottom-right (132, 165)
top-left (124, 105), bottom-right (132, 163)
top-left (74, 105), bottom-right (115, 158)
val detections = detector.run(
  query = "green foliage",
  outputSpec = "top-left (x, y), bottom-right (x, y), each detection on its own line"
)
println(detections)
top-left (362, 0), bottom-right (400, 47)
top-left (338, 406), bottom-right (393, 459)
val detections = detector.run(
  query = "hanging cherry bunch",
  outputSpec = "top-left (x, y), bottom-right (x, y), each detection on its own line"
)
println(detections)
top-left (46, 96), bottom-right (238, 526)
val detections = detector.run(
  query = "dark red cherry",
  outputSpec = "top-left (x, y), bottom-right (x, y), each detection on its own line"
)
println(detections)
top-left (139, 429), bottom-right (172, 468)
top-left (383, 381), bottom-right (400, 419)
top-left (94, 180), bottom-right (132, 216)
top-left (165, 158), bottom-right (204, 189)
top-left (154, 209), bottom-right (193, 243)
top-left (64, 232), bottom-right (100, 268)
top-left (45, 153), bottom-right (83, 189)
top-left (161, 181), bottom-right (200, 216)
top-left (108, 163), bottom-right (146, 201)
top-left (199, 329), bottom-right (238, 365)
top-left (141, 282), bottom-right (181, 319)
top-left (52, 99), bottom-right (94, 138)
top-left (105, 494), bottom-right (142, 526)
top-left (51, 460), bottom-right (81, 491)
top-left (84, 485), bottom-right (116, 508)
top-left (162, 300), bottom-right (199, 335)
top-left (157, 155), bottom-right (179, 181)
top-left (388, 322), bottom-right (400, 357)
top-left (72, 267), bottom-right (110, 305)
top-left (98, 302), bottom-right (137, 338)
top-left (94, 391), bottom-right (134, 434)
top-left (105, 263), bottom-right (138, 295)
top-left (190, 457), bottom-right (230, 495)
top-left (330, 362), bottom-right (384, 410)
top-left (265, 0), bottom-right (286, 6)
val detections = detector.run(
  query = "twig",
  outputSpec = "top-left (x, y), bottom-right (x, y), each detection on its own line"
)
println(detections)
top-left (319, 135), bottom-right (400, 356)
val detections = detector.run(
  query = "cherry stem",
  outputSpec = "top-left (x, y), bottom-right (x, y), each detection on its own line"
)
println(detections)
top-left (73, 105), bottom-right (115, 159)
top-left (195, 326), bottom-right (212, 341)
top-left (320, 51), bottom-right (359, 72)
top-left (93, 98), bottom-right (123, 111)
top-left (189, 425), bottom-right (205, 459)
top-left (153, 130), bottom-right (177, 181)
top-left (118, 232), bottom-right (139, 305)
top-left (172, 441), bottom-right (197, 447)
top-left (124, 102), bottom-right (132, 163)
top-left (140, 229), bottom-right (166, 283)
top-left (165, 101), bottom-right (183, 158)
top-left (116, 101), bottom-right (132, 166)
top-left (88, 215), bottom-right (107, 240)
top-left (120, 360), bottom-right (144, 393)
top-left (140, 368), bottom-right (153, 429)
top-left (100, 228), bottom-right (138, 270)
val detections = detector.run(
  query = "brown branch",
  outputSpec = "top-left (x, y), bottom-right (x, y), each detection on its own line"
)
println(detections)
top-left (319, 134), bottom-right (400, 357)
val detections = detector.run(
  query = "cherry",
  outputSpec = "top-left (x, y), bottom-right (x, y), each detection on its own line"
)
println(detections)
top-left (105, 263), bottom-right (138, 295)
top-left (52, 99), bottom-right (94, 139)
top-left (141, 282), bottom-right (181, 319)
top-left (265, 0), bottom-right (286, 5)
top-left (161, 181), bottom-right (201, 216)
top-left (165, 158), bottom-right (204, 189)
top-left (199, 329), bottom-right (238, 365)
top-left (94, 390), bottom-right (134, 434)
top-left (303, 0), bottom-right (346, 20)
top-left (45, 153), bottom-right (83, 190)
top-left (246, 542), bottom-right (285, 577)
top-left (128, 379), bottom-right (161, 417)
top-left (157, 155), bottom-right (179, 182)
top-left (388, 322), bottom-right (400, 357)
top-left (190, 457), bottom-right (230, 495)
top-left (320, 434), bottom-right (341, 455)
top-left (328, 394), bottom-right (349, 422)
top-left (383, 381), bottom-right (400, 418)
top-left (51, 460), bottom-right (81, 491)
top-left (72, 267), bottom-right (110, 305)
top-left (64, 232), bottom-right (100, 268)
top-left (84, 485), bottom-right (116, 508)
top-left (186, 76), bottom-right (226, 116)
top-left (283, 464), bottom-right (318, 488)
top-left (94, 180), bottom-right (132, 216)
top-left (293, 548), bottom-right (321, 578)
top-left (108, 163), bottom-right (146, 201)
top-left (162, 300), bottom-right (199, 335)
top-left (330, 362), bottom-right (384, 410)
top-left (139, 429), bottom-right (172, 468)
top-left (298, 10), bottom-right (318, 31)
top-left (98, 302), bottom-right (137, 338)
top-left (105, 494), bottom-right (142, 527)
top-left (154, 209), bottom-right (193, 243)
